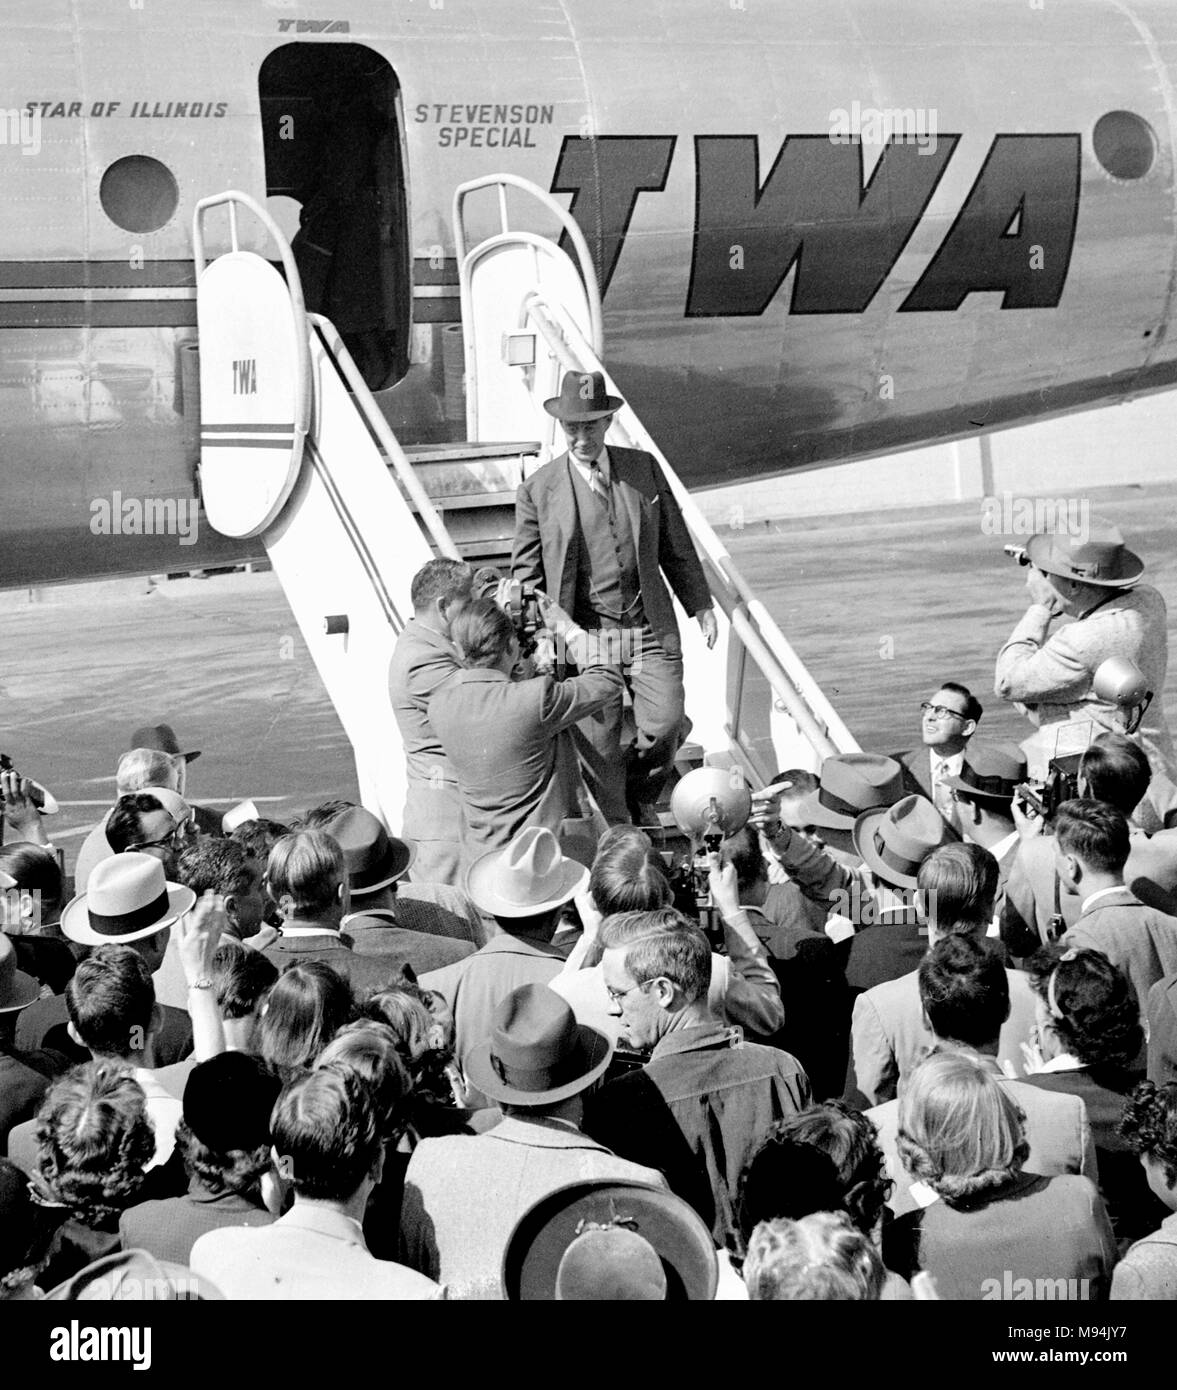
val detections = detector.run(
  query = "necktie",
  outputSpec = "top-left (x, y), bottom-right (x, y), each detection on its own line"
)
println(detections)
top-left (932, 758), bottom-right (959, 827)
top-left (589, 461), bottom-right (612, 515)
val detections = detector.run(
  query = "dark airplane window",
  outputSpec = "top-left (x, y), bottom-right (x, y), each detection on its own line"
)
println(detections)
top-left (99, 155), bottom-right (179, 233)
top-left (1093, 111), bottom-right (1156, 181)
top-left (259, 44), bottom-right (410, 391)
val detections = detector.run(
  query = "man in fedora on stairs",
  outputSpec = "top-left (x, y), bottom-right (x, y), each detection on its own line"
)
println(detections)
top-left (996, 520), bottom-right (1176, 829)
top-left (399, 983), bottom-right (667, 1298)
top-left (512, 370), bottom-right (717, 826)
top-left (418, 826), bottom-right (587, 1072)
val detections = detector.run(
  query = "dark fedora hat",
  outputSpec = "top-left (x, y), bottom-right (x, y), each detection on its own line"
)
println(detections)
top-left (128, 723), bottom-right (201, 763)
top-left (799, 753), bottom-right (906, 831)
top-left (503, 1180), bottom-right (718, 1301)
top-left (1025, 521), bottom-right (1144, 588)
top-left (464, 984), bottom-right (612, 1107)
top-left (543, 370), bottom-right (624, 422)
top-left (853, 794), bottom-right (958, 889)
top-left (323, 805), bottom-right (414, 894)
top-left (941, 743), bottom-right (1028, 804)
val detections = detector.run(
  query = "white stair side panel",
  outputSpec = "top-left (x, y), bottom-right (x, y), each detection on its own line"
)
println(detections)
top-left (261, 331), bottom-right (434, 834)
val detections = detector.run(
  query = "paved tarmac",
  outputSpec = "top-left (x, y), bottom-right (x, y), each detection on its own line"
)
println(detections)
top-left (2, 479), bottom-right (1174, 878)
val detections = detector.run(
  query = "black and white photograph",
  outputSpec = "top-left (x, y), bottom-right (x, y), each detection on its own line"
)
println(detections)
top-left (1, 0), bottom-right (1175, 1355)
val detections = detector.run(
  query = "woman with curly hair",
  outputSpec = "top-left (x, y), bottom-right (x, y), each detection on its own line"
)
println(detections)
top-left (1022, 945), bottom-right (1162, 1246)
top-left (744, 1212), bottom-right (885, 1302)
top-left (32, 1061), bottom-right (157, 1287)
top-left (882, 1051), bottom-right (1115, 1299)
top-left (1112, 1081), bottom-right (1177, 1298)
top-left (726, 1101), bottom-right (906, 1299)
top-left (258, 959), bottom-right (353, 1083)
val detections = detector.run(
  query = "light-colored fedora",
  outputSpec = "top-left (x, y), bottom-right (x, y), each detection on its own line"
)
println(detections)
top-left (61, 852), bottom-right (195, 946)
top-left (853, 795), bottom-right (958, 889)
top-left (466, 826), bottom-right (588, 918)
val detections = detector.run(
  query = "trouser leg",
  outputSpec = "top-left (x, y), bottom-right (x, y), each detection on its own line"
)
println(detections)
top-left (625, 625), bottom-right (686, 810)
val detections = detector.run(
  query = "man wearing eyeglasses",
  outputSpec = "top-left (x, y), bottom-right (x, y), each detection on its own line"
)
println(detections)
top-left (105, 791), bottom-right (195, 880)
top-left (893, 683), bottom-right (982, 833)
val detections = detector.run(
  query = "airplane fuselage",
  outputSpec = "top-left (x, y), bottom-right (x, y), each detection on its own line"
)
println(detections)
top-left (3, 0), bottom-right (1176, 586)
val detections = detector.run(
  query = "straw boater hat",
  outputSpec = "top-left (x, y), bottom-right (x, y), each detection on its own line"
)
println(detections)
top-left (852, 794), bottom-right (958, 890)
top-left (940, 743), bottom-right (1028, 805)
top-left (543, 370), bottom-right (624, 422)
top-left (0, 934), bottom-right (39, 1014)
top-left (799, 753), bottom-right (906, 832)
top-left (1025, 522), bottom-right (1144, 589)
top-left (61, 853), bottom-right (195, 947)
top-left (323, 805), bottom-right (414, 894)
top-left (464, 985), bottom-right (612, 1109)
top-left (503, 1180), bottom-right (719, 1301)
top-left (466, 827), bottom-right (587, 918)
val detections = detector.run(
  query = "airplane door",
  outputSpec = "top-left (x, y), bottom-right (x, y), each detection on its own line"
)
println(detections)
top-left (259, 43), bottom-right (410, 391)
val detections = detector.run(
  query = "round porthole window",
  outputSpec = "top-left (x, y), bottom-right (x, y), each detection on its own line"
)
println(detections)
top-left (1093, 111), bottom-right (1156, 181)
top-left (99, 155), bottom-right (180, 232)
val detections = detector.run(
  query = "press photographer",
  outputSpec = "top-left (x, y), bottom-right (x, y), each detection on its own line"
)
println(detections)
top-left (427, 591), bottom-right (623, 869)
top-left (995, 520), bottom-right (1176, 830)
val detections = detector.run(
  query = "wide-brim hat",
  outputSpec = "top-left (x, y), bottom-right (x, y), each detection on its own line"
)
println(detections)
top-left (941, 742), bottom-right (1028, 804)
top-left (543, 369), bottom-right (624, 422)
top-left (1025, 522), bottom-right (1144, 589)
top-left (0, 934), bottom-right (39, 1013)
top-left (61, 852), bottom-right (195, 946)
top-left (464, 984), bottom-right (613, 1106)
top-left (503, 1180), bottom-right (718, 1301)
top-left (128, 723), bottom-right (201, 763)
top-left (45, 1249), bottom-right (222, 1301)
top-left (853, 794), bottom-right (957, 889)
top-left (799, 753), bottom-right (906, 830)
top-left (466, 826), bottom-right (588, 917)
top-left (323, 804), bottom-right (415, 893)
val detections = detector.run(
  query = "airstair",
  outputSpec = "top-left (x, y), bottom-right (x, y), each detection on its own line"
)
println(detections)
top-left (191, 184), bottom-right (857, 837)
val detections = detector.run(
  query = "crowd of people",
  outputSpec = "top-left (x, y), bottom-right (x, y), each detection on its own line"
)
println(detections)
top-left (2, 373), bottom-right (1176, 1302)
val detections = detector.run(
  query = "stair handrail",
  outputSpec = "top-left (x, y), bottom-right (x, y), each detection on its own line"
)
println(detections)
top-left (192, 190), bottom-right (312, 459)
top-left (307, 315), bottom-right (460, 561)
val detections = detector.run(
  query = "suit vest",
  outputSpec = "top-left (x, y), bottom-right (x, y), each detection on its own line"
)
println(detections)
top-left (568, 460), bottom-right (644, 627)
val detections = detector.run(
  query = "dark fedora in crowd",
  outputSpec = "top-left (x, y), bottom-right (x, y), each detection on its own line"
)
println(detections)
top-left (941, 742), bottom-right (1028, 805)
top-left (0, 933), bottom-right (39, 1014)
top-left (127, 722), bottom-right (201, 763)
top-left (853, 794), bottom-right (957, 889)
top-left (503, 1179), bottom-right (718, 1301)
top-left (464, 984), bottom-right (612, 1108)
top-left (324, 804), bottom-right (415, 894)
top-left (800, 753), bottom-right (906, 831)
top-left (543, 370), bottom-right (625, 422)
top-left (60, 852), bottom-right (195, 947)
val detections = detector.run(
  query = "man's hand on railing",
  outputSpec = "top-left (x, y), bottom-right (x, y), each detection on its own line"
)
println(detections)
top-left (696, 608), bottom-right (718, 650)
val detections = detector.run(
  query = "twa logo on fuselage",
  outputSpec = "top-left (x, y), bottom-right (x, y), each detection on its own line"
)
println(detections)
top-left (552, 132), bottom-right (1081, 311)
